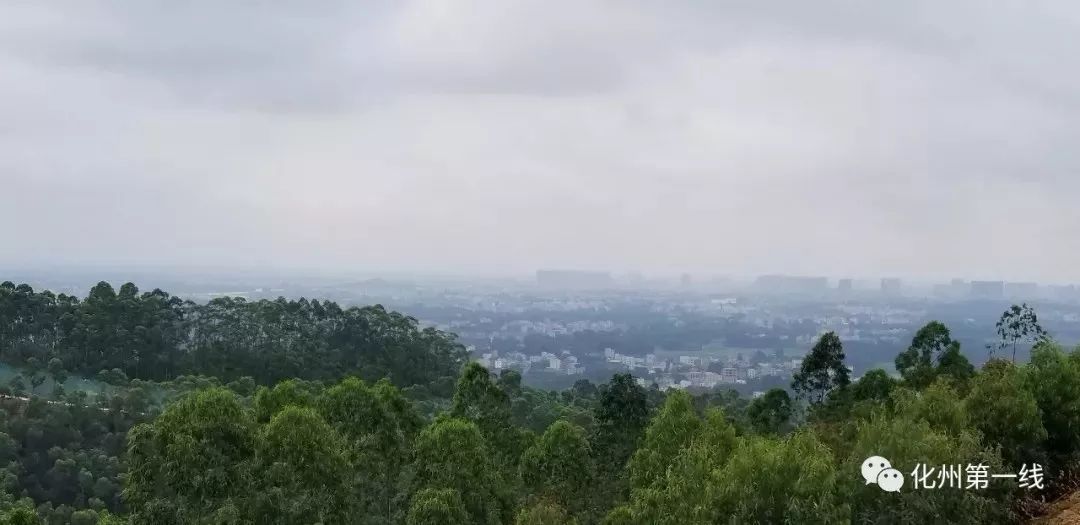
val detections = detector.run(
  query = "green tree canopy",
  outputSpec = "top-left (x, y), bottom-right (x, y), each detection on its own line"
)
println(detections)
top-left (965, 359), bottom-right (1046, 469)
top-left (995, 303), bottom-right (1049, 362)
top-left (628, 390), bottom-right (701, 492)
top-left (845, 411), bottom-right (1010, 524)
top-left (317, 377), bottom-right (420, 522)
top-left (747, 388), bottom-right (793, 435)
top-left (253, 379), bottom-right (314, 423)
top-left (450, 363), bottom-right (522, 470)
top-left (895, 321), bottom-right (958, 388)
top-left (408, 418), bottom-right (506, 525)
top-left (892, 379), bottom-right (970, 437)
top-left (792, 332), bottom-right (851, 404)
top-left (591, 374), bottom-right (649, 507)
top-left (124, 388), bottom-right (255, 523)
top-left (249, 406), bottom-right (352, 524)
top-left (711, 432), bottom-right (848, 523)
top-left (0, 281), bottom-right (467, 385)
top-left (519, 421), bottom-right (593, 517)
top-left (936, 344), bottom-right (976, 387)
top-left (850, 369), bottom-right (897, 404)
top-left (624, 408), bottom-right (738, 524)
top-left (514, 502), bottom-right (577, 525)
top-left (406, 488), bottom-right (469, 525)
top-left (1024, 343), bottom-right (1080, 473)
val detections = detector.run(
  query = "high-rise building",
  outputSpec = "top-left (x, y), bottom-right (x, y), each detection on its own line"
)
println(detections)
top-left (536, 270), bottom-right (614, 289)
top-left (970, 281), bottom-right (1005, 299)
top-left (934, 278), bottom-right (970, 299)
top-left (881, 278), bottom-right (902, 295)
top-left (1049, 285), bottom-right (1080, 302)
top-left (720, 367), bottom-right (738, 383)
top-left (754, 275), bottom-right (829, 294)
top-left (1006, 282), bottom-right (1039, 299)
top-left (837, 279), bottom-right (853, 292)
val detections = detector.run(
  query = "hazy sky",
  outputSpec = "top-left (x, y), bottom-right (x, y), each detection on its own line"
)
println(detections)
top-left (3, 1), bottom-right (1080, 282)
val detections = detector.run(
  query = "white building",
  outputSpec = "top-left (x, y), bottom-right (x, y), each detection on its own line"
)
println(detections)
top-left (687, 371), bottom-right (722, 388)
top-left (721, 367), bottom-right (738, 383)
top-left (678, 355), bottom-right (703, 367)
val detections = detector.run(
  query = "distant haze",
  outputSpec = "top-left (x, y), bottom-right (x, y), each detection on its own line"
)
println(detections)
top-left (2, 2), bottom-right (1079, 282)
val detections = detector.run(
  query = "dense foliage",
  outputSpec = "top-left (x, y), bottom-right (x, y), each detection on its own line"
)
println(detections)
top-left (1, 282), bottom-right (1078, 524)
top-left (0, 384), bottom-right (153, 524)
top-left (114, 341), bottom-right (1080, 524)
top-left (0, 281), bottom-right (467, 386)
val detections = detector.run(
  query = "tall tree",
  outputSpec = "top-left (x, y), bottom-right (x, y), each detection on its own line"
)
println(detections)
top-left (1024, 343), bottom-right (1080, 471)
top-left (746, 388), bottom-right (793, 435)
top-left (894, 379), bottom-right (971, 437)
top-left (519, 421), bottom-right (593, 518)
top-left (995, 303), bottom-right (1048, 362)
top-left (935, 344), bottom-right (975, 387)
top-left (964, 360), bottom-right (1046, 469)
top-left (249, 406), bottom-right (352, 524)
top-left (895, 321), bottom-right (958, 388)
top-left (318, 377), bottom-right (420, 523)
top-left (591, 374), bottom-right (649, 509)
top-left (406, 489), bottom-right (469, 525)
top-left (623, 408), bottom-right (738, 524)
top-left (497, 369), bottom-right (524, 399)
top-left (849, 369), bottom-right (896, 404)
top-left (713, 432), bottom-right (847, 523)
top-left (124, 388), bottom-right (255, 523)
top-left (253, 379), bottom-right (314, 423)
top-left (450, 363), bottom-right (522, 471)
top-left (0, 505), bottom-right (40, 525)
top-left (407, 418), bottom-right (506, 525)
top-left (46, 358), bottom-right (67, 389)
top-left (628, 390), bottom-right (701, 492)
top-left (792, 332), bottom-right (850, 404)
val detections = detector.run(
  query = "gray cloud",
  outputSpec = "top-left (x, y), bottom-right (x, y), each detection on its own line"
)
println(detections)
top-left (2, 1), bottom-right (1079, 282)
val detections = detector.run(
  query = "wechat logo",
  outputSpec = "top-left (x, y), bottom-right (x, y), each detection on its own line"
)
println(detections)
top-left (862, 456), bottom-right (904, 492)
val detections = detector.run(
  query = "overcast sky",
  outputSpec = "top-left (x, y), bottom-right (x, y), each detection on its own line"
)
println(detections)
top-left (2, 1), bottom-right (1079, 282)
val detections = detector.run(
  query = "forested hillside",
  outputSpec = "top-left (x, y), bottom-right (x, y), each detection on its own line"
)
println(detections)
top-left (0, 281), bottom-right (467, 386)
top-left (0, 281), bottom-right (1077, 524)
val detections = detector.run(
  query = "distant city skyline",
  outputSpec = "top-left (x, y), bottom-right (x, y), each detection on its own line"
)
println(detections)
top-left (5, 261), bottom-right (1080, 300)
top-left (4, 259), bottom-right (1076, 289)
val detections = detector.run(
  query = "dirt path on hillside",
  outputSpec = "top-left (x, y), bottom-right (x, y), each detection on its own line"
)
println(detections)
top-left (1036, 492), bottom-right (1080, 524)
